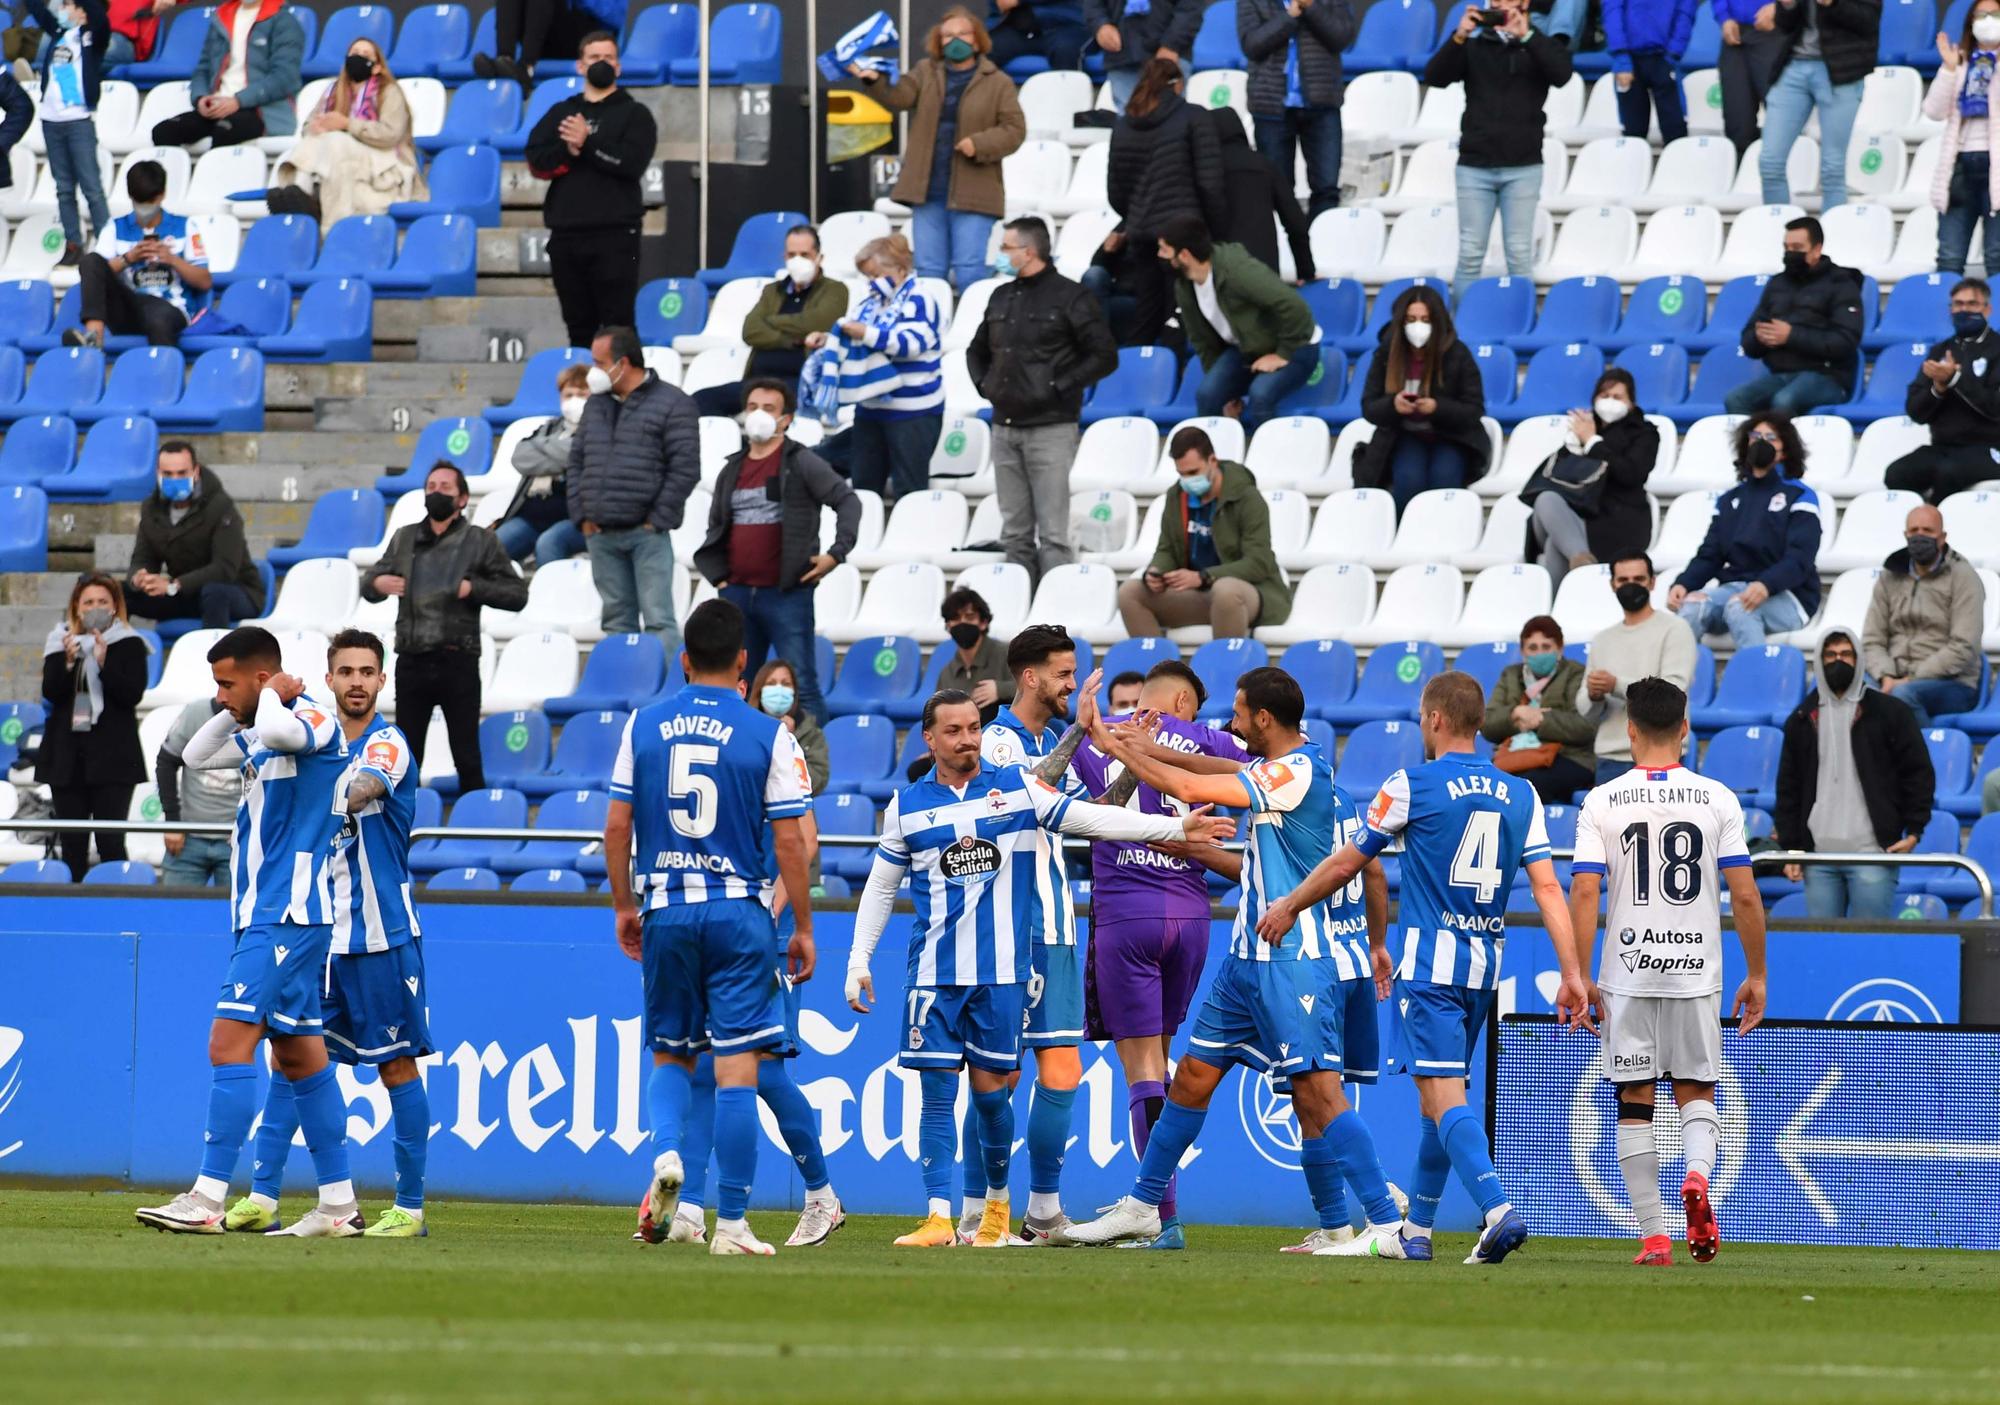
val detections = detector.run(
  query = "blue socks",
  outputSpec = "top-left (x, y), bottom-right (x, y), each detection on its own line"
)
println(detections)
top-left (1439, 1104), bottom-right (1509, 1217)
top-left (647, 1059), bottom-right (692, 1159)
top-left (1300, 1132), bottom-right (1348, 1230)
top-left (247, 1070), bottom-right (424, 1209)
top-left (199, 1062), bottom-right (259, 1185)
top-left (1026, 1084), bottom-right (1075, 1196)
top-left (920, 1070), bottom-right (958, 1206)
top-left (960, 1097), bottom-right (984, 1205)
top-left (1326, 1110), bottom-right (1400, 1226)
top-left (250, 1072), bottom-right (296, 1199)
top-left (1408, 1116), bottom-right (1451, 1230)
top-left (386, 1078), bottom-right (429, 1212)
top-left (713, 1086), bottom-right (758, 1221)
top-left (757, 1058), bottom-right (829, 1192)
top-left (678, 1057), bottom-right (717, 1209)
top-left (289, 1065), bottom-right (352, 1193)
top-left (972, 1085), bottom-right (1014, 1193)
top-left (1134, 1100), bottom-right (1205, 1208)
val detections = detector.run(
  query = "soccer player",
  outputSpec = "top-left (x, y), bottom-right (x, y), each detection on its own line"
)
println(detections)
top-left (1062, 667), bottom-right (1402, 1252)
top-left (134, 628), bottom-right (361, 1236)
top-left (605, 599), bottom-right (816, 1258)
top-left (1258, 671), bottom-right (1595, 1263)
top-left (843, 688), bottom-right (1234, 1248)
top-left (1567, 676), bottom-right (1769, 1266)
top-left (223, 630), bottom-right (434, 1238)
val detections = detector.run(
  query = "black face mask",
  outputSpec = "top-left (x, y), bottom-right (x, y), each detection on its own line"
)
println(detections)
top-left (1823, 660), bottom-right (1856, 695)
top-left (948, 622), bottom-right (984, 650)
top-left (424, 491), bottom-right (458, 523)
top-left (1747, 438), bottom-right (1778, 471)
top-left (1782, 250), bottom-right (1811, 278)
top-left (585, 60), bottom-right (616, 89)
top-left (1614, 582), bottom-right (1651, 613)
top-left (343, 54), bottom-right (374, 83)
top-left (1907, 533), bottom-right (1942, 567)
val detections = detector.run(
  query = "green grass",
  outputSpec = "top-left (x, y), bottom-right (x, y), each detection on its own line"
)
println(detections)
top-left (2, 1189), bottom-right (1995, 1404)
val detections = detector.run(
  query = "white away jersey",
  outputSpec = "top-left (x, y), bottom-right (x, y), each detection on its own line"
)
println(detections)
top-left (326, 716), bottom-right (421, 955)
top-left (1572, 763), bottom-right (1751, 997)
top-left (981, 706), bottom-right (1088, 948)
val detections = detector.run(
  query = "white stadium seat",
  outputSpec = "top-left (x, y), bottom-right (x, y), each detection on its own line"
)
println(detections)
top-left (1045, 141), bottom-right (1110, 217)
top-left (184, 145), bottom-right (267, 215)
top-left (927, 414), bottom-right (994, 494)
top-left (1344, 71), bottom-right (1422, 141)
top-left (1368, 488), bottom-right (1483, 570)
top-left (1439, 564), bottom-right (1554, 648)
top-left (1632, 136), bottom-right (1739, 215)
top-left (1544, 136), bottom-right (1651, 215)
top-left (1941, 491), bottom-right (2000, 568)
top-left (485, 633), bottom-right (580, 714)
top-left (1713, 204), bottom-right (1805, 281)
top-left (1770, 566), bottom-right (1881, 648)
top-left (1535, 205), bottom-right (1639, 284)
top-left (1026, 563), bottom-right (1123, 645)
top-left (1649, 415), bottom-right (1746, 497)
top-left (1348, 563), bottom-right (1463, 648)
top-left (1373, 140), bottom-right (1456, 217)
top-left (246, 558), bottom-right (359, 633)
top-left (952, 562), bottom-right (1033, 639)
top-left (823, 490), bottom-right (885, 559)
top-left (1649, 490), bottom-right (1724, 578)
top-left (1093, 494), bottom-right (1169, 573)
top-left (1308, 207), bottom-right (1388, 280)
top-left (850, 489), bottom-right (969, 570)
top-left (1846, 416), bottom-right (1928, 496)
top-left (1793, 413), bottom-right (1857, 496)
top-left (698, 416), bottom-right (743, 487)
top-left (1375, 204), bottom-right (1459, 282)
top-left (1286, 488), bottom-right (1396, 569)
top-left (1868, 205), bottom-right (1940, 283)
top-left (1071, 416), bottom-right (1161, 494)
top-left (1883, 135), bottom-right (1941, 213)
top-left (1819, 489), bottom-right (1921, 573)
top-left (1614, 205), bottom-right (1724, 283)
top-left (1575, 74), bottom-right (1657, 143)
top-left (1017, 70), bottom-right (1095, 139)
top-left (271, 629), bottom-right (331, 683)
top-left (1002, 139), bottom-right (1072, 216)
top-left (1186, 69), bottom-right (1250, 126)
top-left (1460, 493), bottom-right (1536, 571)
top-left (943, 277), bottom-right (1004, 352)
top-left (1071, 489), bottom-right (1139, 558)
top-left (639, 345), bottom-right (683, 386)
top-left (1255, 563), bottom-right (1375, 646)
top-left (142, 628), bottom-right (229, 710)
top-left (811, 564), bottom-right (864, 637)
top-left (1552, 563), bottom-right (1622, 640)
top-left (487, 558), bottom-right (603, 642)
top-left (936, 495), bottom-right (1006, 572)
top-left (1845, 131), bottom-right (1907, 205)
top-left (679, 345), bottom-right (749, 397)
top-left (1819, 202), bottom-right (1896, 274)
top-left (1681, 68), bottom-right (1724, 136)
top-left (1408, 82), bottom-right (1466, 143)
top-left (1261, 490), bottom-right (1311, 562)
top-left (1479, 414), bottom-right (1567, 499)
top-left (1542, 73), bottom-right (1587, 142)
top-left (1053, 208), bottom-right (1121, 281)
top-left (942, 350), bottom-right (992, 416)
top-left (1715, 136), bottom-right (1819, 213)
top-left (818, 209), bottom-right (892, 281)
top-left (350, 491), bottom-right (424, 565)
top-left (1245, 416), bottom-right (1332, 492)
top-left (672, 276), bottom-right (765, 354)
top-left (825, 562), bottom-right (945, 644)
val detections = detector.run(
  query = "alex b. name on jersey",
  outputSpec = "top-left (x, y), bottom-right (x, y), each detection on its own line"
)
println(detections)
top-left (1613, 925), bottom-right (1709, 978)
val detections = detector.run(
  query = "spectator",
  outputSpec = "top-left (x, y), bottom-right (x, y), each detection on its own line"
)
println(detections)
top-left (1927, 8), bottom-right (2000, 275)
top-left (1105, 58), bottom-right (1226, 344)
top-left (474, 0), bottom-right (623, 83)
top-left (693, 378), bottom-right (861, 724)
top-left (1604, 0), bottom-right (1695, 142)
top-left (569, 324), bottom-right (700, 648)
top-left (1531, 0), bottom-right (1587, 47)
top-left (0, 65), bottom-right (31, 227)
top-left (1582, 552), bottom-right (1699, 785)
top-left (1757, 0), bottom-right (1880, 212)
top-left (1481, 614), bottom-right (1596, 804)
top-left (1667, 415), bottom-right (1824, 649)
top-left (1106, 670), bottom-right (1146, 714)
top-left (1775, 626), bottom-right (1934, 920)
top-left (828, 234), bottom-right (945, 504)
top-left (1160, 215), bottom-right (1318, 434)
top-left (985, 0), bottom-right (1088, 73)
top-left (1424, 1), bottom-right (1573, 298)
top-left (155, 698), bottom-right (238, 887)
top-left (125, 444), bottom-right (264, 629)
top-left (360, 462), bottom-right (528, 788)
top-left (525, 30), bottom-right (656, 350)
top-left (28, 0), bottom-right (110, 268)
top-left (1236, 0), bottom-right (1358, 219)
top-left (1207, 107), bottom-right (1315, 282)
top-left (1086, 0), bottom-right (1201, 111)
top-left (38, 571), bottom-right (147, 882)
top-left (1885, 276), bottom-right (2000, 501)
top-left (150, 0), bottom-right (304, 150)
top-left (1863, 504), bottom-right (1987, 730)
top-left (1521, 367), bottom-right (1661, 589)
top-left (932, 586), bottom-right (1015, 724)
top-left (1117, 425), bottom-right (1290, 640)
top-left (856, 8), bottom-right (1025, 293)
top-left (267, 37), bottom-right (426, 225)
top-left (1353, 285), bottom-right (1490, 514)
top-left (1725, 215), bottom-right (1864, 417)
top-left (751, 658), bottom-right (830, 796)
top-left (100, 0), bottom-right (153, 67)
top-left (66, 158), bottom-right (209, 349)
top-left (967, 215), bottom-right (1119, 582)
top-left (691, 223), bottom-right (849, 419)
top-left (494, 364), bottom-right (591, 567)
top-left (1715, 1), bottom-right (1788, 157)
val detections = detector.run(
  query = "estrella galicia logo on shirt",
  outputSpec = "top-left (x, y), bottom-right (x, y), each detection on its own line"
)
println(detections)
top-left (939, 835), bottom-right (1001, 886)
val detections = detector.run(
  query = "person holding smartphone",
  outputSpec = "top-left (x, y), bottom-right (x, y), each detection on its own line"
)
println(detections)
top-left (67, 157), bottom-right (208, 349)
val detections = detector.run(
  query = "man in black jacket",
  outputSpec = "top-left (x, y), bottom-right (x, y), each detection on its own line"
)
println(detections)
top-left (569, 324), bottom-right (701, 650)
top-left (125, 444), bottom-right (265, 629)
top-left (1774, 626), bottom-right (1934, 921)
top-left (1726, 215), bottom-right (1864, 416)
top-left (1085, 0), bottom-right (1202, 111)
top-left (693, 378), bottom-right (861, 724)
top-left (968, 217), bottom-right (1118, 583)
top-left (1757, 0), bottom-right (1881, 210)
top-left (360, 463), bottom-right (528, 788)
top-left (1425, 1), bottom-right (1573, 298)
top-left (524, 30), bottom-right (657, 349)
top-left (1237, 0), bottom-right (1357, 218)
top-left (1885, 276), bottom-right (2000, 502)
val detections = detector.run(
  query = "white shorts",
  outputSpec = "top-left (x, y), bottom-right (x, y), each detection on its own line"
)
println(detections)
top-left (1599, 990), bottom-right (1722, 1086)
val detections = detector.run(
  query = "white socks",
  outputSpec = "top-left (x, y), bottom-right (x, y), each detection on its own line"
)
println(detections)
top-left (1680, 1100), bottom-right (1719, 1181)
top-left (1617, 1122), bottom-right (1667, 1239)
top-left (1027, 1191), bottom-right (1061, 1220)
top-left (318, 1178), bottom-right (356, 1210)
top-left (192, 1176), bottom-right (229, 1206)
top-left (929, 1196), bottom-right (953, 1219)
top-left (961, 1194), bottom-right (985, 1219)
top-left (805, 1184), bottom-right (838, 1207)
top-left (248, 1192), bottom-right (278, 1213)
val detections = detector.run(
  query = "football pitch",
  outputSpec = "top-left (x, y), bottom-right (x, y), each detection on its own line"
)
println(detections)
top-left (2, 1190), bottom-right (1994, 1405)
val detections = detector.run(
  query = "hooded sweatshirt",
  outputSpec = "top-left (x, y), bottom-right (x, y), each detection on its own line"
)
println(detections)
top-left (1806, 626), bottom-right (1876, 854)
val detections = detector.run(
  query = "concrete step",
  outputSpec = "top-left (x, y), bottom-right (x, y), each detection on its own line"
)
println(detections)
top-left (264, 362), bottom-right (529, 412)
top-left (0, 643), bottom-right (42, 704)
top-left (41, 503), bottom-right (139, 554)
top-left (0, 605), bottom-right (61, 645)
top-left (311, 395), bottom-right (499, 433)
top-left (188, 429), bottom-right (444, 468)
top-left (417, 323), bottom-right (570, 364)
top-left (0, 572), bottom-right (79, 607)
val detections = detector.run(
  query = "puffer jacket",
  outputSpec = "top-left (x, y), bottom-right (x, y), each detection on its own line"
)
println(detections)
top-left (360, 515), bottom-right (528, 656)
top-left (1238, 0), bottom-right (1357, 114)
top-left (566, 372), bottom-right (701, 532)
top-left (1863, 544), bottom-right (1986, 690)
top-left (964, 263), bottom-right (1119, 427)
top-left (1924, 60), bottom-right (2000, 217)
top-left (1106, 88), bottom-right (1227, 240)
top-left (1772, 0), bottom-right (1882, 89)
top-left (1737, 254), bottom-right (1865, 385)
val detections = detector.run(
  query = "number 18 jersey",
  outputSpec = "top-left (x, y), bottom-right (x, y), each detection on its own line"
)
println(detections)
top-left (1571, 763), bottom-right (1751, 998)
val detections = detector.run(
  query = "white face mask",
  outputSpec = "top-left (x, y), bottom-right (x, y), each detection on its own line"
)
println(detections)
top-left (1403, 320), bottom-right (1433, 349)
top-left (1593, 396), bottom-right (1630, 424)
top-left (586, 365), bottom-right (615, 395)
top-left (1976, 14), bottom-right (2000, 45)
top-left (560, 395), bottom-right (587, 426)
top-left (742, 408), bottom-right (780, 443)
top-left (785, 255), bottom-right (817, 286)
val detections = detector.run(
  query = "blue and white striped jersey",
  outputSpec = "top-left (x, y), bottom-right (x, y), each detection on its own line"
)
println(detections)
top-left (982, 706), bottom-right (1089, 948)
top-left (326, 715), bottom-right (421, 955)
top-left (611, 685), bottom-right (812, 908)
top-left (1232, 743), bottom-right (1369, 979)
top-left (839, 275), bottom-right (944, 418)
top-left (222, 695), bottom-right (350, 932)
top-left (1355, 752), bottom-right (1550, 990)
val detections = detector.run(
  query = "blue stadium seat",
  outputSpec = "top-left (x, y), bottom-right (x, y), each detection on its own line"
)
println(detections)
top-left (1299, 279), bottom-right (1366, 345)
top-left (1470, 343), bottom-right (1518, 410)
top-left (864, 726), bottom-right (933, 804)
top-left (1319, 641), bottom-right (1444, 726)
top-left (1674, 347), bottom-right (1761, 425)
top-left (1272, 345), bottom-right (1348, 417)
top-left (1892, 891), bottom-right (1950, 920)
top-left (496, 77), bottom-right (583, 156)
top-left (1334, 277), bottom-right (1450, 356)
top-left (434, 6), bottom-right (497, 83)
top-left (482, 349), bottom-right (591, 427)
top-left (636, 277), bottom-right (709, 346)
top-left (388, 2), bottom-right (472, 79)
top-left (114, 5), bottom-right (208, 82)
top-left (299, 214), bottom-right (398, 284)
top-left (390, 145), bottom-right (503, 227)
top-left (1302, 717), bottom-right (1334, 754)
top-left (414, 787), bottom-right (443, 829)
top-left (44, 416), bottom-right (158, 501)
top-left (182, 278), bottom-right (293, 354)
top-left (1687, 643), bottom-right (1719, 710)
top-left (672, 3), bottom-right (782, 86)
top-left (432, 711), bottom-right (551, 798)
top-left (1191, 1), bottom-right (1244, 68)
top-left (511, 867), bottom-right (588, 893)
top-left (1453, 641), bottom-right (1517, 699)
top-left (5, 346), bottom-right (97, 424)
top-left (410, 788), bottom-right (529, 873)
top-left (0, 415), bottom-right (75, 486)
top-left (1279, 639), bottom-right (1357, 717)
top-left (417, 77), bottom-right (521, 154)
top-left (1101, 636), bottom-right (1180, 687)
top-left (1152, 358), bottom-right (1203, 428)
top-left (699, 208), bottom-right (813, 290)
top-left (546, 634), bottom-right (666, 718)
top-left (369, 214), bottom-right (477, 298)
top-left (260, 278), bottom-right (373, 363)
top-left (1940, 733), bottom-right (2000, 815)
top-left (4, 286), bottom-right (81, 355)
top-left (1602, 275), bottom-right (1707, 352)
top-left (0, 484), bottom-right (46, 570)
top-left (884, 644), bottom-right (958, 725)
top-left (292, 7), bottom-right (321, 57)
top-left (1908, 806), bottom-right (1965, 891)
top-left (213, 214), bottom-right (318, 289)
top-left (494, 788), bottom-right (611, 875)
top-left (1682, 0), bottom-right (1724, 68)
top-left (73, 347), bottom-right (181, 424)
top-left (0, 702), bottom-right (48, 771)
top-left (522, 709), bottom-right (629, 797)
top-left (1190, 637), bottom-right (1269, 720)
top-left (1866, 272), bottom-right (1950, 352)
top-left (1842, 342), bottom-right (1926, 425)
top-left (1336, 719), bottom-right (1423, 797)
top-left (1681, 275), bottom-right (1770, 355)
top-left (1931, 812), bottom-right (2000, 902)
top-left (83, 860), bottom-right (156, 885)
top-left (1767, 890), bottom-right (1809, 919)
top-left (1689, 644), bottom-right (1805, 731)
top-left (1880, 0), bottom-right (1937, 66)
top-left (822, 714), bottom-right (897, 795)
top-left (823, 636), bottom-right (922, 717)
top-left (0, 858), bottom-right (70, 884)
top-left (1082, 346), bottom-right (1181, 425)
top-left (378, 415), bottom-right (494, 495)
top-left (1700, 725), bottom-right (1782, 811)
top-left (815, 792), bottom-right (878, 881)
top-left (615, 5), bottom-right (702, 85)
top-left (302, 4), bottom-right (397, 80)
top-left (1513, 276), bottom-right (1621, 355)
top-left (816, 636), bottom-right (836, 690)
top-left (427, 866), bottom-right (502, 891)
top-left (152, 348), bottom-right (263, 433)
top-left (269, 489), bottom-right (383, 569)
top-left (0, 278), bottom-right (54, 343)
top-left (816, 874), bottom-right (852, 900)
top-left (1500, 343), bottom-right (1605, 425)
top-left (1925, 728), bottom-right (1974, 798)
top-left (1343, 0), bottom-right (1435, 73)
top-left (1455, 277), bottom-right (1536, 346)
top-left (1615, 341), bottom-right (1690, 411)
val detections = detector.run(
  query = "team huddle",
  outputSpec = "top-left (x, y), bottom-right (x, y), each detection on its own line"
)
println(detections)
top-left (130, 599), bottom-right (1768, 1265)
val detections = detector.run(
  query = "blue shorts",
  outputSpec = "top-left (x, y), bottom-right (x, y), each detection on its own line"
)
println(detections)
top-left (1273, 976), bottom-right (1381, 1094)
top-left (643, 900), bottom-right (785, 1057)
top-left (321, 941), bottom-right (434, 1066)
top-left (215, 922), bottom-right (331, 1036)
top-left (1020, 940), bottom-right (1085, 1049)
top-left (1390, 980), bottom-right (1494, 1080)
top-left (898, 983), bottom-right (1026, 1074)
top-left (1185, 958), bottom-right (1352, 1078)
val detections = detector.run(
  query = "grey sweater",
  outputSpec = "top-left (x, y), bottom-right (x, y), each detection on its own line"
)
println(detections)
top-left (1581, 609), bottom-right (1700, 763)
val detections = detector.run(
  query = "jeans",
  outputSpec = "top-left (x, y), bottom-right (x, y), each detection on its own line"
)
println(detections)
top-left (1530, 492), bottom-right (1594, 588)
top-left (1386, 437), bottom-right (1470, 516)
top-left (162, 833), bottom-right (231, 887)
top-left (840, 413), bottom-right (941, 502)
top-left (1106, 59), bottom-right (1188, 113)
top-left (1760, 57), bottom-right (1864, 209)
top-left (1803, 861), bottom-right (1897, 920)
top-left (585, 525), bottom-right (680, 651)
top-left (1723, 369), bottom-right (1849, 418)
top-left (1453, 163), bottom-right (1540, 298)
top-left (992, 421), bottom-right (1078, 582)
top-left (79, 252), bottom-right (189, 345)
top-left (721, 584), bottom-right (823, 721)
top-left (1676, 580), bottom-right (1807, 650)
top-left (1889, 677), bottom-right (1979, 731)
top-left (1254, 105), bottom-right (1343, 217)
top-left (910, 201), bottom-right (995, 293)
top-left (1884, 442), bottom-right (2000, 502)
top-left (42, 117), bottom-right (109, 251)
top-left (1616, 52), bottom-right (1687, 143)
top-left (397, 648), bottom-right (485, 790)
top-left (1530, 0), bottom-right (1587, 44)
top-left (1080, 264), bottom-right (1139, 344)
top-left (1936, 153), bottom-right (2000, 274)
top-left (1193, 345), bottom-right (1318, 434)
top-left (497, 515), bottom-right (584, 565)
top-left (126, 580), bottom-right (256, 630)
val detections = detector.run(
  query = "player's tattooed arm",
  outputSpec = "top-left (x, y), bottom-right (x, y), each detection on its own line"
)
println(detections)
top-left (1094, 769), bottom-right (1142, 808)
top-left (344, 771), bottom-right (388, 814)
top-left (1033, 722), bottom-right (1090, 787)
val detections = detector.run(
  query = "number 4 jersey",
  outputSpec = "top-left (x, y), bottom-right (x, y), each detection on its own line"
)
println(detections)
top-left (1571, 764), bottom-right (1751, 998)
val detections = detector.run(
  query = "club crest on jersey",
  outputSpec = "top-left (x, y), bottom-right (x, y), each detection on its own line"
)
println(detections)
top-left (985, 788), bottom-right (1008, 813)
top-left (908, 1027), bottom-right (924, 1050)
top-left (1646, 770), bottom-right (1670, 781)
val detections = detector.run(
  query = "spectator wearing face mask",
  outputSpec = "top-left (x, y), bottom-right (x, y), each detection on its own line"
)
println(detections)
top-left (495, 363), bottom-right (591, 566)
top-left (1726, 214), bottom-right (1864, 417)
top-left (125, 443), bottom-right (264, 629)
top-left (1353, 284), bottom-right (1490, 515)
top-left (931, 586), bottom-right (1014, 724)
top-left (39, 570), bottom-right (149, 881)
top-left (27, 0), bottom-right (111, 268)
top-left (1482, 613), bottom-right (1596, 805)
top-left (1863, 503), bottom-right (1988, 731)
top-left (266, 38), bottom-right (426, 225)
top-left (692, 223), bottom-right (850, 420)
top-left (1520, 367), bottom-right (1661, 590)
top-left (1157, 214), bottom-right (1318, 436)
top-left (750, 657), bottom-right (829, 795)
top-left (67, 157), bottom-right (208, 349)
top-left (1884, 276), bottom-right (2000, 502)
top-left (1582, 552), bottom-right (1698, 785)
